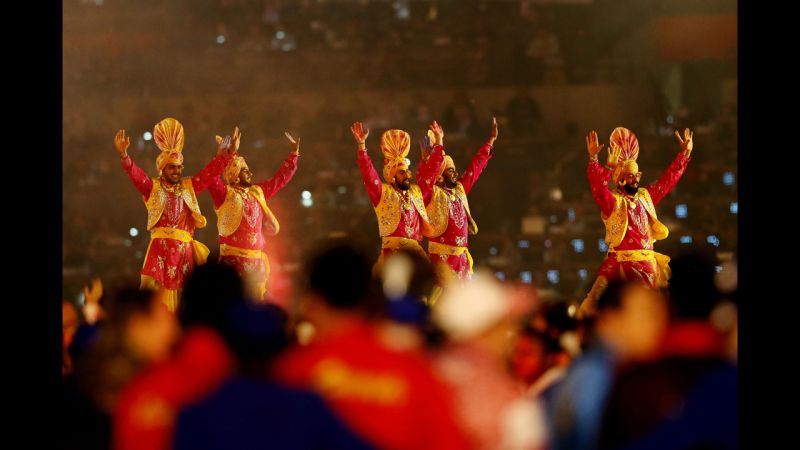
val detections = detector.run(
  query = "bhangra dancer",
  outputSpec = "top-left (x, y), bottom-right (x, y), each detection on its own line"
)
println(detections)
top-left (581, 127), bottom-right (695, 315)
top-left (208, 130), bottom-right (300, 301)
top-left (114, 118), bottom-right (237, 311)
top-left (417, 119), bottom-right (497, 298)
top-left (351, 121), bottom-right (433, 274)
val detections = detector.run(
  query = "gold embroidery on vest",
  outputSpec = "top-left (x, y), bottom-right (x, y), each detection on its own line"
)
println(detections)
top-left (426, 182), bottom-right (478, 238)
top-left (216, 185), bottom-right (280, 238)
top-left (602, 188), bottom-right (668, 250)
top-left (145, 178), bottom-right (206, 230)
top-left (374, 184), bottom-right (431, 237)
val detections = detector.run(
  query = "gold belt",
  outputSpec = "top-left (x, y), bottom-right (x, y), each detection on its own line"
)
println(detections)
top-left (609, 249), bottom-right (655, 262)
top-left (220, 243), bottom-right (264, 259)
top-left (381, 236), bottom-right (423, 251)
top-left (150, 227), bottom-right (192, 242)
top-left (428, 241), bottom-right (469, 256)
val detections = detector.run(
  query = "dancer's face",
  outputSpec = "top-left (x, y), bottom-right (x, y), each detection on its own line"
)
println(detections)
top-left (619, 171), bottom-right (641, 194)
top-left (162, 163), bottom-right (184, 184)
top-left (394, 168), bottom-right (412, 190)
top-left (237, 167), bottom-right (253, 186)
top-left (443, 167), bottom-right (459, 188)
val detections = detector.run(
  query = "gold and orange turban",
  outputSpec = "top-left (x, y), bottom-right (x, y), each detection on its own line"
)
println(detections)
top-left (224, 155), bottom-right (249, 184)
top-left (154, 118), bottom-right (185, 173)
top-left (439, 154), bottom-right (455, 177)
top-left (381, 129), bottom-right (412, 182)
top-left (609, 127), bottom-right (640, 183)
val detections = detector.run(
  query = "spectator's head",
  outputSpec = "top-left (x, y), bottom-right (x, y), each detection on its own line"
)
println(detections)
top-left (595, 279), bottom-right (668, 361)
top-left (668, 250), bottom-right (722, 321)
top-left (510, 326), bottom-right (562, 386)
top-left (303, 240), bottom-right (372, 311)
top-left (108, 287), bottom-right (179, 363)
top-left (295, 240), bottom-right (376, 341)
top-left (221, 302), bottom-right (290, 374)
top-left (179, 261), bottom-right (245, 330)
top-left (434, 271), bottom-right (535, 357)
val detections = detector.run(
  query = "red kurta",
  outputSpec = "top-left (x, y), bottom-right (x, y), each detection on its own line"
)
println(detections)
top-left (122, 153), bottom-right (232, 290)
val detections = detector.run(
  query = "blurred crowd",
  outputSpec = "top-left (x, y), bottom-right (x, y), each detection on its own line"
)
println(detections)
top-left (63, 241), bottom-right (737, 450)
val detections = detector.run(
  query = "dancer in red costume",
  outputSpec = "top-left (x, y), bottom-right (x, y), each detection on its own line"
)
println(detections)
top-left (352, 121), bottom-right (433, 273)
top-left (417, 119), bottom-right (497, 302)
top-left (581, 127), bottom-right (694, 315)
top-left (114, 118), bottom-right (237, 311)
top-left (208, 130), bottom-right (300, 301)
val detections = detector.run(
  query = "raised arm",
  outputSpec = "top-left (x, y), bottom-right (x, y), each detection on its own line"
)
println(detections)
top-left (586, 130), bottom-right (615, 217)
top-left (418, 122), bottom-right (445, 204)
top-left (352, 121), bottom-right (382, 206)
top-left (647, 128), bottom-right (693, 205)
top-left (416, 132), bottom-right (434, 182)
top-left (116, 129), bottom-right (153, 200)
top-left (258, 132), bottom-right (300, 200)
top-left (191, 131), bottom-right (237, 193)
top-left (459, 117), bottom-right (497, 194)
